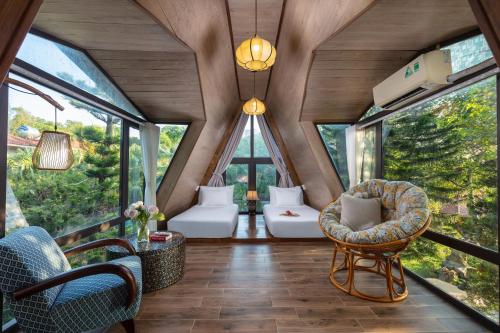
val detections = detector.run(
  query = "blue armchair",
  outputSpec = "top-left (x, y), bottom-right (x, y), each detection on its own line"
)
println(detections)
top-left (0, 227), bottom-right (142, 333)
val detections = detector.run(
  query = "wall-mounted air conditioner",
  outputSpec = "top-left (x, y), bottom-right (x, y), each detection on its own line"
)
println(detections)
top-left (373, 50), bottom-right (452, 110)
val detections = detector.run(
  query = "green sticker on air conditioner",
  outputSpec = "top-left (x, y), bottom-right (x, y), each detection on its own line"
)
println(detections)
top-left (405, 66), bottom-right (413, 78)
top-left (414, 62), bottom-right (420, 72)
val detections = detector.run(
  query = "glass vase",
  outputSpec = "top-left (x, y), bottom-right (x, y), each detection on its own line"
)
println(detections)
top-left (137, 223), bottom-right (150, 243)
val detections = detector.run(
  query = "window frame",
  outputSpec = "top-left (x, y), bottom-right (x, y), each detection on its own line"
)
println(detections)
top-left (359, 35), bottom-right (499, 330)
top-left (224, 115), bottom-right (278, 214)
top-left (155, 122), bottom-right (191, 192)
top-left (0, 30), bottom-right (190, 331)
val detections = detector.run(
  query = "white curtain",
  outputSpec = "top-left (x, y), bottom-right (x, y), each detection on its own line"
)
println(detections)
top-left (208, 113), bottom-right (249, 186)
top-left (256, 115), bottom-right (294, 187)
top-left (345, 125), bottom-right (357, 189)
top-left (140, 122), bottom-right (160, 231)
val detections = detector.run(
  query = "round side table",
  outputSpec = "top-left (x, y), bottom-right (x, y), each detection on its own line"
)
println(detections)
top-left (106, 232), bottom-right (186, 293)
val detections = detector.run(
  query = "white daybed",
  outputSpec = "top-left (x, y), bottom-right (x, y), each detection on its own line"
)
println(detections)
top-left (263, 204), bottom-right (324, 238)
top-left (167, 186), bottom-right (239, 238)
top-left (263, 186), bottom-right (325, 238)
top-left (167, 204), bottom-right (239, 238)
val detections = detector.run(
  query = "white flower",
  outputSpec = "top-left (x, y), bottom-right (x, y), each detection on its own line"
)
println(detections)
top-left (128, 209), bottom-right (139, 219)
top-left (148, 205), bottom-right (159, 214)
top-left (124, 208), bottom-right (131, 218)
top-left (132, 201), bottom-right (144, 209)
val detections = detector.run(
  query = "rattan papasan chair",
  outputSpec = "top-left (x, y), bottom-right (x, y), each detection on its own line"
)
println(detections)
top-left (318, 179), bottom-right (431, 302)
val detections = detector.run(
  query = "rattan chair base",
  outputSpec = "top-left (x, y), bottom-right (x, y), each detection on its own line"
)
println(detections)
top-left (329, 243), bottom-right (408, 303)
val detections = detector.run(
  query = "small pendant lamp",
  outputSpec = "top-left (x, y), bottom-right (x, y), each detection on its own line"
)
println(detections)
top-left (235, 0), bottom-right (277, 72)
top-left (32, 106), bottom-right (74, 170)
top-left (243, 73), bottom-right (266, 116)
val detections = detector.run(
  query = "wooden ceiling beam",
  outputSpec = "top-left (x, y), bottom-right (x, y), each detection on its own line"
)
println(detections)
top-left (0, 0), bottom-right (42, 84)
top-left (265, 0), bottom-right (376, 208)
top-left (136, 0), bottom-right (241, 218)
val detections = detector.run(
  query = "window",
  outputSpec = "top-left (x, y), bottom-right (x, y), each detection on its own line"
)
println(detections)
top-left (442, 34), bottom-right (493, 73)
top-left (128, 127), bottom-right (144, 205)
top-left (316, 124), bottom-right (350, 189)
top-left (383, 76), bottom-right (498, 322)
top-left (402, 238), bottom-right (498, 322)
top-left (16, 33), bottom-right (144, 119)
top-left (156, 124), bottom-right (188, 188)
top-left (6, 74), bottom-right (121, 238)
top-left (225, 116), bottom-right (277, 213)
top-left (359, 105), bottom-right (383, 121)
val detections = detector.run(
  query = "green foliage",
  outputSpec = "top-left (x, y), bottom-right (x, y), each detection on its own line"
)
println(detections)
top-left (384, 77), bottom-right (498, 319)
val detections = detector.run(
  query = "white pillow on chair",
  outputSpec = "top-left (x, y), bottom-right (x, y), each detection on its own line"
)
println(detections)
top-left (199, 186), bottom-right (234, 206)
top-left (340, 193), bottom-right (381, 231)
top-left (269, 186), bottom-right (303, 206)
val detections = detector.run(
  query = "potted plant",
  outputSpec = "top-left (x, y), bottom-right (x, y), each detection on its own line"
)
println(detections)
top-left (124, 201), bottom-right (165, 242)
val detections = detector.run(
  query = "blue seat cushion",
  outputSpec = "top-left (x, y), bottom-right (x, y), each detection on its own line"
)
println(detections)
top-left (50, 255), bottom-right (142, 333)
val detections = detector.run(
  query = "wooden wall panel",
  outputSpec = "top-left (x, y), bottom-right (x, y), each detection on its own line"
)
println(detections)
top-left (265, 0), bottom-right (375, 209)
top-left (0, 0), bottom-right (42, 84)
top-left (136, 0), bottom-right (241, 218)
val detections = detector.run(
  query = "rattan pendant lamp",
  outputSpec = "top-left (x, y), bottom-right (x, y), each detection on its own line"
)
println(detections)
top-left (4, 77), bottom-right (74, 170)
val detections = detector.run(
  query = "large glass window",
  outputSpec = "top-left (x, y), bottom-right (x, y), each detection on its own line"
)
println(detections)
top-left (16, 33), bottom-right (144, 119)
top-left (6, 74), bottom-right (121, 238)
top-left (442, 34), bottom-right (493, 73)
top-left (156, 124), bottom-right (188, 188)
top-left (316, 124), bottom-right (349, 189)
top-left (402, 238), bottom-right (498, 322)
top-left (383, 76), bottom-right (497, 251)
top-left (226, 164), bottom-right (249, 211)
top-left (226, 116), bottom-right (277, 213)
top-left (383, 76), bottom-right (498, 322)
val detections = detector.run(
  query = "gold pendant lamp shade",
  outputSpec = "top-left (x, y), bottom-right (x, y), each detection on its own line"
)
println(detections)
top-left (32, 130), bottom-right (74, 170)
top-left (242, 97), bottom-right (266, 116)
top-left (236, 35), bottom-right (276, 71)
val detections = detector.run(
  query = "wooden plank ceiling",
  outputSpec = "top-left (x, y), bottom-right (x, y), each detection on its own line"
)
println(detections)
top-left (301, 0), bottom-right (478, 122)
top-left (33, 0), bottom-right (205, 122)
top-left (227, 0), bottom-right (284, 101)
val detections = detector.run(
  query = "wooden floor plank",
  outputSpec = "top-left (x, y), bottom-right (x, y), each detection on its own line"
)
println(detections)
top-left (105, 242), bottom-right (491, 333)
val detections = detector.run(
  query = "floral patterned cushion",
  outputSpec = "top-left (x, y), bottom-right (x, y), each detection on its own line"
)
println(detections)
top-left (319, 179), bottom-right (430, 245)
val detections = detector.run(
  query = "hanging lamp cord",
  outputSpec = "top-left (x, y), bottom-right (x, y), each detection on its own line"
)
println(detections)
top-left (254, 0), bottom-right (257, 36)
top-left (54, 106), bottom-right (58, 131)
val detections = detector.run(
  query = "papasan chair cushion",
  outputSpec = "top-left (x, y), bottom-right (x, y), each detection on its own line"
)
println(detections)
top-left (319, 179), bottom-right (430, 245)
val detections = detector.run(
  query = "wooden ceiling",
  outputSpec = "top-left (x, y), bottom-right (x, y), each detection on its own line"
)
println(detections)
top-left (227, 0), bottom-right (284, 100)
top-left (32, 0), bottom-right (204, 122)
top-left (24, 0), bottom-right (482, 212)
top-left (301, 0), bottom-right (478, 122)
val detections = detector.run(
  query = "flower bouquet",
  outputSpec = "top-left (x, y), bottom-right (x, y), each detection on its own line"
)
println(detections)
top-left (124, 201), bottom-right (165, 243)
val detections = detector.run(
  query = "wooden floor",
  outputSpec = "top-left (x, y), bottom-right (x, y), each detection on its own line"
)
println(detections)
top-left (108, 242), bottom-right (490, 333)
top-left (233, 214), bottom-right (271, 239)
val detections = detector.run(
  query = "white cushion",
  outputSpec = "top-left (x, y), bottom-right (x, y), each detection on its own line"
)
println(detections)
top-left (269, 186), bottom-right (303, 206)
top-left (198, 186), bottom-right (234, 206)
top-left (340, 194), bottom-right (381, 231)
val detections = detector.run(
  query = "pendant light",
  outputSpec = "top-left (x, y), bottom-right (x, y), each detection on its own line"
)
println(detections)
top-left (242, 72), bottom-right (266, 116)
top-left (32, 106), bottom-right (74, 170)
top-left (235, 0), bottom-right (277, 72)
top-left (4, 77), bottom-right (74, 171)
